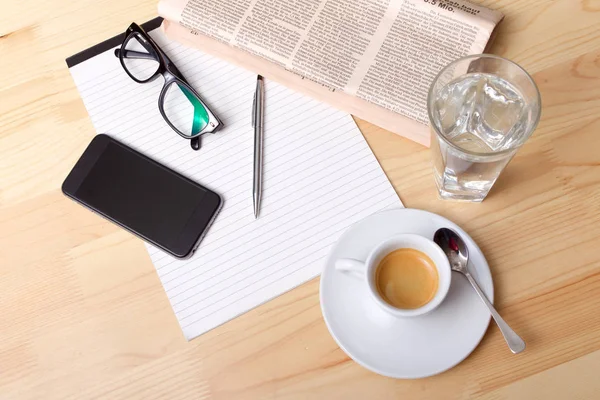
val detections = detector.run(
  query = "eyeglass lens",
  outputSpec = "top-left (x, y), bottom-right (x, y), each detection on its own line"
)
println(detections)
top-left (121, 31), bottom-right (211, 138)
top-left (122, 33), bottom-right (160, 81)
top-left (163, 82), bottom-right (209, 137)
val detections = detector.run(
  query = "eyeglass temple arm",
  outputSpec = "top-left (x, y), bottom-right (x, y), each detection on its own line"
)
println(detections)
top-left (114, 48), bottom-right (188, 80)
top-left (114, 48), bottom-right (156, 60)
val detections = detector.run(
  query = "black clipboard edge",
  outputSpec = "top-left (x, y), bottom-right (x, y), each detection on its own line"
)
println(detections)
top-left (66, 17), bottom-right (163, 68)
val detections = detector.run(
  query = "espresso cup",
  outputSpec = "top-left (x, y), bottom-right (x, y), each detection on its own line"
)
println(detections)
top-left (335, 233), bottom-right (451, 317)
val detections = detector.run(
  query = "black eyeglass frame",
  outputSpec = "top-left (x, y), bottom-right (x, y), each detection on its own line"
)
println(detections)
top-left (116, 22), bottom-right (222, 150)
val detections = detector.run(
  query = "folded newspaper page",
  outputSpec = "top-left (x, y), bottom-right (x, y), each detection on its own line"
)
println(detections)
top-left (158, 0), bottom-right (503, 146)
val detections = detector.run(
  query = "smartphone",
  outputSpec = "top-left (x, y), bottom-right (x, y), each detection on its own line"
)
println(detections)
top-left (62, 134), bottom-right (222, 259)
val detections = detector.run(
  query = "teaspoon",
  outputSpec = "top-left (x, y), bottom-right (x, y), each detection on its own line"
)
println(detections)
top-left (434, 227), bottom-right (526, 354)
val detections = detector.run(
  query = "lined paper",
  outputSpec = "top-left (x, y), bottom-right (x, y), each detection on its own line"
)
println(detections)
top-left (69, 28), bottom-right (403, 340)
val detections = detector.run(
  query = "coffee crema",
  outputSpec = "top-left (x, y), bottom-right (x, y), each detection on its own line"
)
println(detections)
top-left (375, 248), bottom-right (439, 309)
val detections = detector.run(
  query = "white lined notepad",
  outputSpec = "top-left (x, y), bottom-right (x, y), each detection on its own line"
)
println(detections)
top-left (69, 28), bottom-right (403, 340)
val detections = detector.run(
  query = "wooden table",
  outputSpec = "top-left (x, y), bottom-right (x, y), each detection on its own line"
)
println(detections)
top-left (1, 0), bottom-right (599, 398)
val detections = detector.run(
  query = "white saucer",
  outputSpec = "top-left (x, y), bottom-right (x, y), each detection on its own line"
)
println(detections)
top-left (320, 208), bottom-right (493, 379)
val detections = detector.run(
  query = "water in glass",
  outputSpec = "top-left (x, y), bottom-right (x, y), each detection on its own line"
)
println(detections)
top-left (431, 72), bottom-right (529, 201)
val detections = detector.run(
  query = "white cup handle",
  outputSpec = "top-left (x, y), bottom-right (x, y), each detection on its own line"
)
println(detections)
top-left (335, 258), bottom-right (366, 278)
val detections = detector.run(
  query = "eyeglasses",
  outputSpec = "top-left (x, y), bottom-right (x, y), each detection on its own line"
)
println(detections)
top-left (115, 22), bottom-right (222, 151)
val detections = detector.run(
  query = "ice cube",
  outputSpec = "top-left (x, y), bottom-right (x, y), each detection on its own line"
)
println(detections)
top-left (434, 73), bottom-right (526, 152)
top-left (474, 75), bottom-right (525, 151)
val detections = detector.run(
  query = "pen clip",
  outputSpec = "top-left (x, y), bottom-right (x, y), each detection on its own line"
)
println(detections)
top-left (251, 90), bottom-right (256, 128)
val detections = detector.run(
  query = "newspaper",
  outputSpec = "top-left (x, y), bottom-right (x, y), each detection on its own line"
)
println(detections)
top-left (158, 0), bottom-right (503, 145)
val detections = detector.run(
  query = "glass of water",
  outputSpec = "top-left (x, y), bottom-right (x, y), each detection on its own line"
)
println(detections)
top-left (427, 54), bottom-right (541, 202)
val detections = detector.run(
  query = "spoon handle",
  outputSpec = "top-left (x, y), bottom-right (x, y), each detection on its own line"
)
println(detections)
top-left (464, 272), bottom-right (526, 354)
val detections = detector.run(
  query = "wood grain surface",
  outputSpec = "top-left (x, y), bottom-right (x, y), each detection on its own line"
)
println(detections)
top-left (1, 0), bottom-right (599, 398)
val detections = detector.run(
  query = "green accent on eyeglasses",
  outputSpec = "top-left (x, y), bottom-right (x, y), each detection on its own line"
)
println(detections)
top-left (179, 84), bottom-right (209, 136)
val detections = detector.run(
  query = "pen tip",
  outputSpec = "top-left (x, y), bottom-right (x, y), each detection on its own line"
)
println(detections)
top-left (257, 75), bottom-right (263, 81)
top-left (254, 203), bottom-right (260, 219)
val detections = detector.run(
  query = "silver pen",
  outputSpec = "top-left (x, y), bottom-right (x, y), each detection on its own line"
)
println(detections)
top-left (251, 75), bottom-right (264, 219)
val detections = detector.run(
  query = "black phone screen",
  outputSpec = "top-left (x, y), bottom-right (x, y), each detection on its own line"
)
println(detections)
top-left (63, 135), bottom-right (221, 258)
